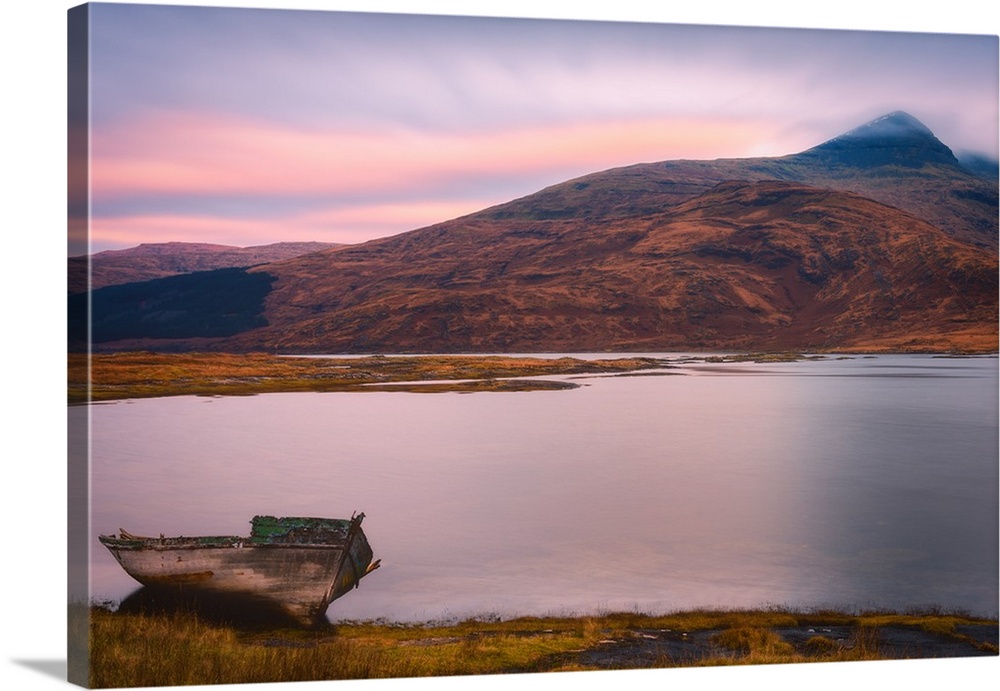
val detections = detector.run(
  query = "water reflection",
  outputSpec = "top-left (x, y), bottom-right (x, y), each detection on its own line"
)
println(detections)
top-left (81, 355), bottom-right (998, 622)
top-left (116, 587), bottom-right (312, 629)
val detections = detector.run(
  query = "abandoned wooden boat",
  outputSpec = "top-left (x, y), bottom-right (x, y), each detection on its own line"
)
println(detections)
top-left (99, 513), bottom-right (380, 625)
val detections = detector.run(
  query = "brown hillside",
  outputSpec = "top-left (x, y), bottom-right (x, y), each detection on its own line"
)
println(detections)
top-left (226, 180), bottom-right (996, 353)
top-left (483, 113), bottom-right (997, 249)
top-left (486, 161), bottom-right (996, 250)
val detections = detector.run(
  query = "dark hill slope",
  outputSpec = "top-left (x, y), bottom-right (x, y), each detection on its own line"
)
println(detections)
top-left (69, 268), bottom-right (275, 349)
top-left (221, 180), bottom-right (995, 353)
top-left (68, 241), bottom-right (341, 294)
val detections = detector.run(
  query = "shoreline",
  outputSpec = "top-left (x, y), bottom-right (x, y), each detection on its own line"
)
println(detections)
top-left (82, 603), bottom-right (999, 686)
top-left (69, 351), bottom-right (676, 404)
top-left (67, 350), bottom-right (997, 404)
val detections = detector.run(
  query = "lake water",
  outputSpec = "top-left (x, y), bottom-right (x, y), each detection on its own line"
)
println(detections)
top-left (77, 354), bottom-right (999, 622)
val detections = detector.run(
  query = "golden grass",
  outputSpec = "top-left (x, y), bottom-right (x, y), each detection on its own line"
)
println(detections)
top-left (711, 626), bottom-right (797, 659)
top-left (89, 607), bottom-right (397, 686)
top-left (85, 606), bottom-right (997, 687)
top-left (87, 608), bottom-right (605, 686)
top-left (68, 351), bottom-right (671, 403)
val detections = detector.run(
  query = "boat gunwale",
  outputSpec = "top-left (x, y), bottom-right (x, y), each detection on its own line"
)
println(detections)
top-left (99, 514), bottom-right (365, 551)
top-left (98, 535), bottom-right (353, 550)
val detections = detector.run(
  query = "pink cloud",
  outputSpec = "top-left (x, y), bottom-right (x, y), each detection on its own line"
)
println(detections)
top-left (294, 199), bottom-right (499, 234)
top-left (90, 214), bottom-right (296, 249)
top-left (89, 197), bottom-right (501, 250)
top-left (88, 109), bottom-right (800, 250)
top-left (91, 110), bottom-right (785, 202)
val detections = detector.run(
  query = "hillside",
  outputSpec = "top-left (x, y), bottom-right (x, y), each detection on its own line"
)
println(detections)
top-left (73, 112), bottom-right (998, 354)
top-left (217, 180), bottom-right (993, 353)
top-left (483, 111), bottom-right (997, 248)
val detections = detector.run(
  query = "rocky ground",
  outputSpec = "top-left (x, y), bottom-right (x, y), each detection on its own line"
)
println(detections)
top-left (571, 623), bottom-right (998, 668)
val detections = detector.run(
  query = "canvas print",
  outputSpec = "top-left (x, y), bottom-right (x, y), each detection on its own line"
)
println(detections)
top-left (67, 2), bottom-right (999, 688)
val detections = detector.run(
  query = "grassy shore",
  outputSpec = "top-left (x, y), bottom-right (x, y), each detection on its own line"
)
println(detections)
top-left (70, 350), bottom-right (995, 404)
top-left (84, 605), bottom-right (997, 687)
top-left (68, 351), bottom-right (675, 403)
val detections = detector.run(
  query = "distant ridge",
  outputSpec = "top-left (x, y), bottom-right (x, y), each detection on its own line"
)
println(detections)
top-left (957, 151), bottom-right (1000, 180)
top-left (68, 241), bottom-right (343, 294)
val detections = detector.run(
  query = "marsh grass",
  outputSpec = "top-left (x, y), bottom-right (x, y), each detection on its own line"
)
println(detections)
top-left (804, 635), bottom-right (838, 654)
top-left (88, 608), bottom-right (607, 687)
top-left (712, 626), bottom-right (797, 658)
top-left (700, 622), bottom-right (883, 667)
top-left (89, 607), bottom-right (399, 686)
top-left (86, 605), bottom-right (997, 687)
top-left (68, 352), bottom-right (670, 403)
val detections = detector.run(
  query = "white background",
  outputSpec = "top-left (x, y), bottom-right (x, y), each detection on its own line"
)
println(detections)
top-left (2, 1), bottom-right (998, 690)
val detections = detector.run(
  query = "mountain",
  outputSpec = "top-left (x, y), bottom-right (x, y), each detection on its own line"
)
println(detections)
top-left (796, 110), bottom-right (959, 168)
top-left (68, 241), bottom-right (342, 294)
top-left (956, 152), bottom-right (1000, 181)
top-left (482, 111), bottom-right (997, 248)
top-left (72, 112), bottom-right (999, 354)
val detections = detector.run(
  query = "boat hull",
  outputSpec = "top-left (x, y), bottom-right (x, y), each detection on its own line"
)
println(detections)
top-left (99, 515), bottom-right (376, 625)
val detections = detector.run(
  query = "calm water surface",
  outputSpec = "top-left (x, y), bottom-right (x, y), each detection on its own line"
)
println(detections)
top-left (80, 354), bottom-right (999, 621)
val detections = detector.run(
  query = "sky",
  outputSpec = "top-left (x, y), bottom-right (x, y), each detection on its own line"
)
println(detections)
top-left (69, 1), bottom-right (1000, 256)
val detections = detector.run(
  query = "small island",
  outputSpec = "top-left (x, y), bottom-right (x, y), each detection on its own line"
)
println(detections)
top-left (68, 352), bottom-right (683, 404)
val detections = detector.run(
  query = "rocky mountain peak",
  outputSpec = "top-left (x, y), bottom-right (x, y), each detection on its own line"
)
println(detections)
top-left (798, 111), bottom-right (960, 169)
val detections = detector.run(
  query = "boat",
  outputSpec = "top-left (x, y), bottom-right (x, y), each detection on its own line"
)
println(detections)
top-left (99, 513), bottom-right (380, 625)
